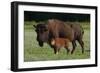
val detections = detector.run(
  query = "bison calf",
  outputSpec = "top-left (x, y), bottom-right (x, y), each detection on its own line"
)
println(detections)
top-left (51, 38), bottom-right (71, 54)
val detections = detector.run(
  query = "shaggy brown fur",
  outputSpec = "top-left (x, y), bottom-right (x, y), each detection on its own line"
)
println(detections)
top-left (34, 19), bottom-right (84, 54)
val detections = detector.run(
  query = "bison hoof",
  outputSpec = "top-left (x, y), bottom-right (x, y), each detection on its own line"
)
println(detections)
top-left (55, 52), bottom-right (59, 55)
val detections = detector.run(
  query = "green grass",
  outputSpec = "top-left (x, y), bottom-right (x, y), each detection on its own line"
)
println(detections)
top-left (24, 22), bottom-right (90, 62)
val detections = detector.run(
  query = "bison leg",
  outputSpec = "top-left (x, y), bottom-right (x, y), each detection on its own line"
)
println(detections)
top-left (57, 48), bottom-right (61, 53)
top-left (54, 47), bottom-right (59, 54)
top-left (78, 39), bottom-right (84, 54)
top-left (71, 41), bottom-right (76, 54)
top-left (65, 47), bottom-right (70, 54)
top-left (65, 44), bottom-right (70, 54)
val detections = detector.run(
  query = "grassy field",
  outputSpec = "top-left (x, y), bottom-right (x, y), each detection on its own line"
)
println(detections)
top-left (24, 21), bottom-right (90, 62)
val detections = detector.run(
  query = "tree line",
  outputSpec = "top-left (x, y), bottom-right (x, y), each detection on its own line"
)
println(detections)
top-left (24, 11), bottom-right (90, 22)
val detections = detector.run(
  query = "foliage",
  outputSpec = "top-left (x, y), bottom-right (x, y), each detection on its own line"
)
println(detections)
top-left (24, 11), bottom-right (90, 22)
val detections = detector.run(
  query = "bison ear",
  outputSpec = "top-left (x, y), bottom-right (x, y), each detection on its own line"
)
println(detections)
top-left (33, 25), bottom-right (37, 28)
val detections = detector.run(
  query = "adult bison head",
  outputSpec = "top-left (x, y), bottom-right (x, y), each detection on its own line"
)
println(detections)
top-left (33, 23), bottom-right (49, 47)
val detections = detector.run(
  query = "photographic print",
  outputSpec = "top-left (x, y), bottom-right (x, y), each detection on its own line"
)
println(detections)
top-left (11, 1), bottom-right (97, 71)
top-left (24, 11), bottom-right (90, 61)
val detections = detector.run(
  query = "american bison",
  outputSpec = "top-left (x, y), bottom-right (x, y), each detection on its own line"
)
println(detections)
top-left (51, 38), bottom-right (70, 54)
top-left (33, 19), bottom-right (84, 54)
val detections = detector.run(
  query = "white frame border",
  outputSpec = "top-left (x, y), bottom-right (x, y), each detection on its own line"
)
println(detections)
top-left (18, 5), bottom-right (96, 69)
